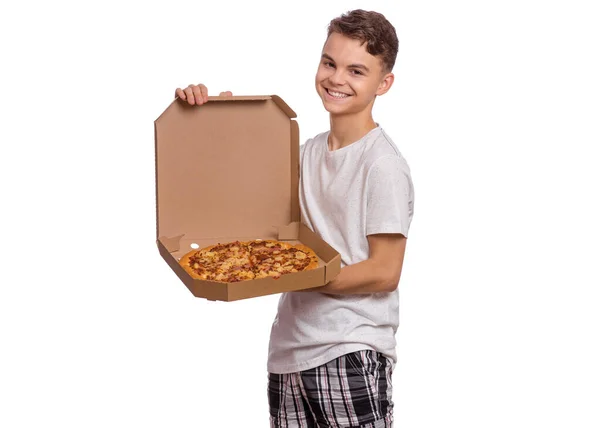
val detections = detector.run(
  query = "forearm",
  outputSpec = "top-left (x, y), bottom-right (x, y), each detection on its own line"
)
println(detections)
top-left (305, 258), bottom-right (394, 295)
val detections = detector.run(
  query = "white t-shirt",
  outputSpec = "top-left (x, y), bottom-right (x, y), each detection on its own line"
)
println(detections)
top-left (267, 125), bottom-right (415, 374)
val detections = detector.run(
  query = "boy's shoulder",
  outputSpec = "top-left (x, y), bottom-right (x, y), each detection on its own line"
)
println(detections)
top-left (365, 128), bottom-right (412, 175)
top-left (299, 130), bottom-right (327, 156)
top-left (303, 130), bottom-right (328, 146)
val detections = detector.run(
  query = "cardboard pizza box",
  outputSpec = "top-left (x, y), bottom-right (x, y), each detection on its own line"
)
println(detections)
top-left (154, 95), bottom-right (341, 301)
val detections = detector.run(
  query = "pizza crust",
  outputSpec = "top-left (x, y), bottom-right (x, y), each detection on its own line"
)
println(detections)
top-left (292, 243), bottom-right (320, 270)
top-left (179, 250), bottom-right (207, 280)
top-left (245, 239), bottom-right (293, 251)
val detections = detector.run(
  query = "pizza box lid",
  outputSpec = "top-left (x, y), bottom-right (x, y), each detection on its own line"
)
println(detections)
top-left (154, 95), bottom-right (341, 301)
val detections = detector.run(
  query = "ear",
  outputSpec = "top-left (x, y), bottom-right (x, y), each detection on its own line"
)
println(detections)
top-left (376, 72), bottom-right (395, 96)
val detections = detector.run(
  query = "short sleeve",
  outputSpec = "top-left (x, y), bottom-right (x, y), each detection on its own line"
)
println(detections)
top-left (366, 155), bottom-right (414, 237)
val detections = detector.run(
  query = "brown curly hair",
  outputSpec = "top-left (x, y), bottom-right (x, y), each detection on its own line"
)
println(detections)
top-left (327, 9), bottom-right (399, 74)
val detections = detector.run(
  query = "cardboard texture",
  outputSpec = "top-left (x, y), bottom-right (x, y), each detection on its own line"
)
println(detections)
top-left (155, 95), bottom-right (341, 301)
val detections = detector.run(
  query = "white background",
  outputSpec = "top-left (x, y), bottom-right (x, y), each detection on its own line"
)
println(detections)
top-left (1, 0), bottom-right (599, 427)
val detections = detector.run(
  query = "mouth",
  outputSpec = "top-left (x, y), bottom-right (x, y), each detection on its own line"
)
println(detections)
top-left (324, 87), bottom-right (352, 100)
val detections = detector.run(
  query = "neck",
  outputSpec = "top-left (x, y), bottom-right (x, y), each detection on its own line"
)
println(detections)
top-left (328, 110), bottom-right (378, 151)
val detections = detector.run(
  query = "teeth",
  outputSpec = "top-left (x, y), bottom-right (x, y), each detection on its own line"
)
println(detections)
top-left (327, 89), bottom-right (349, 99)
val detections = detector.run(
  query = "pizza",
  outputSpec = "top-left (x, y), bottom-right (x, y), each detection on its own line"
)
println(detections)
top-left (178, 239), bottom-right (319, 283)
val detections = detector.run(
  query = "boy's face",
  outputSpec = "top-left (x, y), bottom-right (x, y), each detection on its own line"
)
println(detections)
top-left (315, 32), bottom-right (394, 117)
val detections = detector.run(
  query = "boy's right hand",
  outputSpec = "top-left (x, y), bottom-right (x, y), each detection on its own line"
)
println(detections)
top-left (174, 84), bottom-right (233, 105)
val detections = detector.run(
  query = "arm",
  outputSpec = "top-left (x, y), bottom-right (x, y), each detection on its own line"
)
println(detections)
top-left (303, 154), bottom-right (413, 295)
top-left (302, 233), bottom-right (407, 295)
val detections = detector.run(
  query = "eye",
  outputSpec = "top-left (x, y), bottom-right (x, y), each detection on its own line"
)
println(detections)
top-left (324, 61), bottom-right (335, 68)
top-left (351, 69), bottom-right (363, 76)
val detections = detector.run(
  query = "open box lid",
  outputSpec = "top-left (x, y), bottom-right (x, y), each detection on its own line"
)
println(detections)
top-left (154, 95), bottom-right (300, 244)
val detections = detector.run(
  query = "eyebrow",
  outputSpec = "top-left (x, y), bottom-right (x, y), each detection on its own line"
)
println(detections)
top-left (321, 53), bottom-right (370, 73)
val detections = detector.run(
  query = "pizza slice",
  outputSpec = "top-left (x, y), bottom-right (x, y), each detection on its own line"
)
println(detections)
top-left (252, 243), bottom-right (319, 279)
top-left (181, 240), bottom-right (252, 281)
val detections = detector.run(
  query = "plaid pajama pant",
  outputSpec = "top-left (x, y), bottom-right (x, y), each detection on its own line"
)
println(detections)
top-left (268, 350), bottom-right (394, 428)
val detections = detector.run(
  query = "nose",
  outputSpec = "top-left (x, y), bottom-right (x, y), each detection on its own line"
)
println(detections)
top-left (328, 68), bottom-right (346, 86)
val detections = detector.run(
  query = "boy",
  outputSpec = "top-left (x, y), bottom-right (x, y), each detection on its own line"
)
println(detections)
top-left (175, 9), bottom-right (414, 428)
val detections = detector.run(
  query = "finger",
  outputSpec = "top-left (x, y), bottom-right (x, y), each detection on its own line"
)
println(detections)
top-left (183, 86), bottom-right (196, 105)
top-left (191, 85), bottom-right (204, 105)
top-left (219, 91), bottom-right (233, 96)
top-left (175, 88), bottom-right (186, 100)
top-left (199, 84), bottom-right (208, 103)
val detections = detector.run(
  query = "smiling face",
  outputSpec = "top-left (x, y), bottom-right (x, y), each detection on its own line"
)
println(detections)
top-left (315, 32), bottom-right (394, 117)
